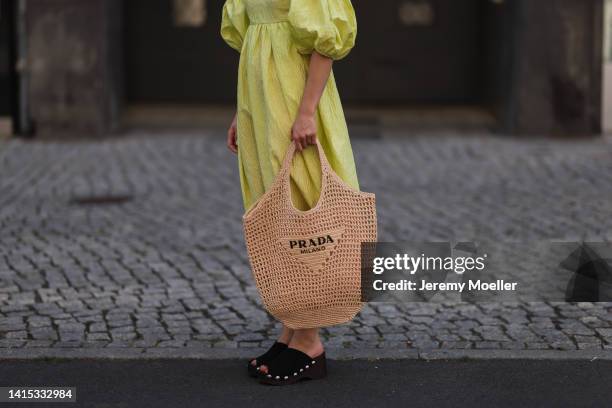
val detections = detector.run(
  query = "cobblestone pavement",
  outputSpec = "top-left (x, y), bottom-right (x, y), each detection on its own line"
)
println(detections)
top-left (0, 130), bottom-right (611, 353)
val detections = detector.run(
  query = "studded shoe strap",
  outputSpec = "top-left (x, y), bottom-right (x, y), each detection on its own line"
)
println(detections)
top-left (265, 347), bottom-right (318, 379)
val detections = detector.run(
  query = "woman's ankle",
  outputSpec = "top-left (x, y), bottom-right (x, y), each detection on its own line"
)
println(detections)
top-left (289, 329), bottom-right (324, 357)
top-left (278, 327), bottom-right (294, 344)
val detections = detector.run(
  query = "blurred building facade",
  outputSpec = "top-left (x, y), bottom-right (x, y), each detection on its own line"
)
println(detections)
top-left (0, 0), bottom-right (606, 137)
top-left (604, 0), bottom-right (612, 132)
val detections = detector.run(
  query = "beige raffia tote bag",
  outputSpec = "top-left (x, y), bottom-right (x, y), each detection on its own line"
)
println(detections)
top-left (243, 141), bottom-right (377, 329)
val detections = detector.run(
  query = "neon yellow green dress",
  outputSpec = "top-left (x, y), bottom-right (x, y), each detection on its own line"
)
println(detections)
top-left (221, 0), bottom-right (360, 212)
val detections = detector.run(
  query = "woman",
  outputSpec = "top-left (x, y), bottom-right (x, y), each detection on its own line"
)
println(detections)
top-left (221, 0), bottom-right (360, 384)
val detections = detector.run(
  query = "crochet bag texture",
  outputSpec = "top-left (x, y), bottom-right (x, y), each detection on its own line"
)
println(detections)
top-left (243, 141), bottom-right (377, 329)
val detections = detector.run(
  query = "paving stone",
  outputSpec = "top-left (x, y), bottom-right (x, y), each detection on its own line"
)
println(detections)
top-left (573, 335), bottom-right (601, 344)
top-left (110, 332), bottom-right (137, 341)
top-left (475, 341), bottom-right (502, 349)
top-left (595, 328), bottom-right (612, 338)
top-left (24, 340), bottom-right (54, 348)
top-left (89, 322), bottom-right (108, 333)
top-left (157, 340), bottom-right (186, 348)
top-left (106, 341), bottom-right (133, 348)
top-left (131, 339), bottom-right (159, 348)
top-left (87, 333), bottom-right (111, 341)
top-left (30, 328), bottom-right (58, 341)
top-left (0, 340), bottom-right (25, 348)
top-left (577, 342), bottom-right (603, 350)
top-left (5, 331), bottom-right (28, 339)
top-left (441, 341), bottom-right (473, 349)
top-left (27, 316), bottom-right (52, 328)
top-left (0, 132), bottom-right (610, 352)
top-left (55, 341), bottom-right (83, 348)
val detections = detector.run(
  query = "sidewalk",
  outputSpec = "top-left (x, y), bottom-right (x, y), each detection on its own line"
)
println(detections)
top-left (0, 130), bottom-right (611, 358)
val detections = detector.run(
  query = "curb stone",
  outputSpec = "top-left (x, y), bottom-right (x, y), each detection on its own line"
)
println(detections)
top-left (0, 348), bottom-right (610, 361)
top-left (417, 349), bottom-right (612, 361)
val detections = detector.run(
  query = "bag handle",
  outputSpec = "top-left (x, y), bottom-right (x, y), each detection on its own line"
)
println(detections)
top-left (280, 140), bottom-right (331, 212)
top-left (280, 139), bottom-right (331, 175)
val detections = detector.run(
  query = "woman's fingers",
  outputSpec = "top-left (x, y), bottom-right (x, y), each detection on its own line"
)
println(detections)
top-left (227, 126), bottom-right (238, 153)
top-left (292, 129), bottom-right (303, 151)
top-left (292, 133), bottom-right (317, 152)
top-left (291, 125), bottom-right (318, 152)
top-left (291, 111), bottom-right (317, 151)
top-left (307, 133), bottom-right (317, 146)
top-left (227, 112), bottom-right (238, 153)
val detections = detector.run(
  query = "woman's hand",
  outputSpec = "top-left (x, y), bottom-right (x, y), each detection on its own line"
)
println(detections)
top-left (291, 111), bottom-right (317, 151)
top-left (227, 113), bottom-right (238, 154)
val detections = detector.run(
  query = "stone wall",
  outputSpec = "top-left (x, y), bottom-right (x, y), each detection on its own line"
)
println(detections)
top-left (506, 0), bottom-right (603, 135)
top-left (25, 0), bottom-right (122, 135)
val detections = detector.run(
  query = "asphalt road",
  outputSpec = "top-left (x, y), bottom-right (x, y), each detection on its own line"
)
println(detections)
top-left (0, 359), bottom-right (611, 408)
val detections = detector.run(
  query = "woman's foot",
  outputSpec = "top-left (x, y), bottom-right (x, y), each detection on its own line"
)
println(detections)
top-left (258, 348), bottom-right (327, 385)
top-left (247, 327), bottom-right (294, 377)
top-left (259, 329), bottom-right (323, 375)
top-left (247, 342), bottom-right (287, 377)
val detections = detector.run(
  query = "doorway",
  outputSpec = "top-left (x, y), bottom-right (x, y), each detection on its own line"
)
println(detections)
top-left (124, 0), bottom-right (237, 104)
top-left (124, 0), bottom-right (499, 105)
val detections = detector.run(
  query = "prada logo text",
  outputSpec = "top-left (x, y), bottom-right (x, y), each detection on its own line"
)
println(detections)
top-left (289, 235), bottom-right (334, 254)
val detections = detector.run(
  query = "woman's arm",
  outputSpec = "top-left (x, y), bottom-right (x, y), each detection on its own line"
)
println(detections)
top-left (291, 51), bottom-right (333, 151)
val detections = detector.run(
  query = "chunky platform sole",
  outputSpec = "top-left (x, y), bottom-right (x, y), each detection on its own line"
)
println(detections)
top-left (258, 352), bottom-right (327, 386)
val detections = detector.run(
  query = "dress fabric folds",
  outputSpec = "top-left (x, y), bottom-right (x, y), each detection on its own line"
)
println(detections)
top-left (221, 0), bottom-right (360, 211)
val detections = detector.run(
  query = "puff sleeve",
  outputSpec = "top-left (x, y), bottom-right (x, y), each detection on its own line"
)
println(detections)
top-left (220, 0), bottom-right (250, 53)
top-left (288, 0), bottom-right (357, 61)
